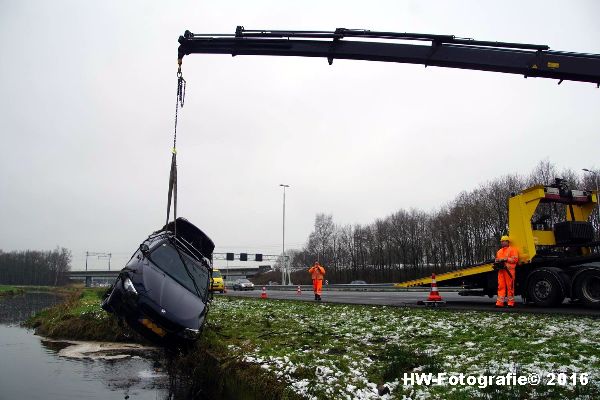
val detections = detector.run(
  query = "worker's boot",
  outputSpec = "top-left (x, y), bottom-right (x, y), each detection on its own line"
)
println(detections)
top-left (495, 297), bottom-right (505, 308)
top-left (317, 294), bottom-right (322, 301)
top-left (507, 296), bottom-right (515, 308)
top-left (314, 293), bottom-right (318, 300)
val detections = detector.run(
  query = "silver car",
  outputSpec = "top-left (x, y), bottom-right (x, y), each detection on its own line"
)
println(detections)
top-left (233, 278), bottom-right (255, 291)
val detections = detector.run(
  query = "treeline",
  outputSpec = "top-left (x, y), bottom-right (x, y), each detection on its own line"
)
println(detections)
top-left (0, 247), bottom-right (72, 286)
top-left (289, 161), bottom-right (599, 284)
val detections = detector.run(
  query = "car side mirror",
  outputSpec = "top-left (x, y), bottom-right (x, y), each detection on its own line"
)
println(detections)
top-left (139, 243), bottom-right (150, 256)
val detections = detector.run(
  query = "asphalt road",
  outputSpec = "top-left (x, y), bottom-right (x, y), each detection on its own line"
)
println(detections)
top-left (220, 288), bottom-right (600, 317)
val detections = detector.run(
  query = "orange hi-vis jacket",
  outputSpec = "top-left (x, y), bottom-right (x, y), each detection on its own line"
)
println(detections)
top-left (309, 265), bottom-right (325, 280)
top-left (496, 246), bottom-right (519, 268)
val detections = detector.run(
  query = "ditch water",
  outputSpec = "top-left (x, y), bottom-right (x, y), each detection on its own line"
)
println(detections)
top-left (0, 292), bottom-right (179, 400)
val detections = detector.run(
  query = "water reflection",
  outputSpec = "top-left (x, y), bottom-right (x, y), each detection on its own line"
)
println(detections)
top-left (0, 291), bottom-right (63, 324)
top-left (0, 291), bottom-right (198, 400)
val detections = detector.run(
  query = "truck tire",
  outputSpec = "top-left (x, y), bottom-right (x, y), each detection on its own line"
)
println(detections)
top-left (526, 270), bottom-right (565, 307)
top-left (573, 269), bottom-right (600, 308)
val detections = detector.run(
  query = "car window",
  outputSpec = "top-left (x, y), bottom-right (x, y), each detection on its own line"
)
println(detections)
top-left (150, 243), bottom-right (209, 299)
top-left (212, 270), bottom-right (222, 278)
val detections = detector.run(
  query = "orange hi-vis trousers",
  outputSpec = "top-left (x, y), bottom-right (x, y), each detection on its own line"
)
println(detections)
top-left (312, 279), bottom-right (323, 295)
top-left (496, 266), bottom-right (516, 306)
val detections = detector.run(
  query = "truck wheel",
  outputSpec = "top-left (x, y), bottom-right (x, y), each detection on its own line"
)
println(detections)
top-left (574, 269), bottom-right (600, 308)
top-left (527, 270), bottom-right (564, 307)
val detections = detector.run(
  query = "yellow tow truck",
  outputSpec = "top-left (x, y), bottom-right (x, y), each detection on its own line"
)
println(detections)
top-left (396, 179), bottom-right (600, 307)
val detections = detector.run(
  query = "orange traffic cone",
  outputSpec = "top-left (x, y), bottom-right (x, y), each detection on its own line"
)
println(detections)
top-left (423, 273), bottom-right (445, 305)
top-left (260, 286), bottom-right (268, 299)
top-left (296, 285), bottom-right (302, 295)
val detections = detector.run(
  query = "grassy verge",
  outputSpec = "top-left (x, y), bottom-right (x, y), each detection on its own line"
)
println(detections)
top-left (24, 290), bottom-right (600, 399)
top-left (0, 285), bottom-right (25, 297)
top-left (25, 287), bottom-right (139, 342)
top-left (204, 297), bottom-right (600, 400)
top-left (0, 284), bottom-right (80, 297)
top-left (17, 284), bottom-right (81, 293)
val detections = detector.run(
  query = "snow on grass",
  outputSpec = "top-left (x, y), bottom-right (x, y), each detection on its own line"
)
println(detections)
top-left (206, 297), bottom-right (600, 399)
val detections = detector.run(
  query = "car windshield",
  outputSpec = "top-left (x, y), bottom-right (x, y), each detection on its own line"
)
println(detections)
top-left (150, 242), bottom-right (209, 299)
top-left (212, 270), bottom-right (222, 278)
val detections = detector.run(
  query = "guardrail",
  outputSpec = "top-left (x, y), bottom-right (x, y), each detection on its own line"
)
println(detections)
top-left (227, 284), bottom-right (464, 292)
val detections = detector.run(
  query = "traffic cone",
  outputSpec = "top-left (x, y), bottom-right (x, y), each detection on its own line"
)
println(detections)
top-left (422, 273), bottom-right (445, 305)
top-left (296, 285), bottom-right (302, 295)
top-left (260, 286), bottom-right (268, 299)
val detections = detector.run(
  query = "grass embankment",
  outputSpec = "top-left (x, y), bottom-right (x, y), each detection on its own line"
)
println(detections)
top-left (26, 290), bottom-right (600, 400)
top-left (0, 285), bottom-right (25, 297)
top-left (0, 284), bottom-right (80, 297)
top-left (18, 284), bottom-right (81, 293)
top-left (26, 288), bottom-right (138, 342)
top-left (200, 297), bottom-right (600, 400)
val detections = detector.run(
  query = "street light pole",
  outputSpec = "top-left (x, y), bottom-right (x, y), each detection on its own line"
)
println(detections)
top-left (583, 168), bottom-right (600, 236)
top-left (280, 184), bottom-right (290, 285)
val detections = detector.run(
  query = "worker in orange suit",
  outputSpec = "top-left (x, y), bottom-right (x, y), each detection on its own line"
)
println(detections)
top-left (495, 235), bottom-right (519, 308)
top-left (308, 261), bottom-right (326, 301)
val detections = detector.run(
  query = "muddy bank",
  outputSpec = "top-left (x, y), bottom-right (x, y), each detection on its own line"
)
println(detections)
top-left (26, 288), bottom-right (142, 342)
top-left (170, 339), bottom-right (304, 400)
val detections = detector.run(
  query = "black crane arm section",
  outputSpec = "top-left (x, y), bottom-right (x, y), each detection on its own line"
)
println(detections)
top-left (178, 27), bottom-right (600, 86)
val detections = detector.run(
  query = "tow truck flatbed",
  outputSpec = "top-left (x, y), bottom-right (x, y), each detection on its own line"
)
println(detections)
top-left (394, 262), bottom-right (494, 288)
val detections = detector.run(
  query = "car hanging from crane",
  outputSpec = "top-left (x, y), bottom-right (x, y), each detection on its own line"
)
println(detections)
top-left (102, 218), bottom-right (215, 348)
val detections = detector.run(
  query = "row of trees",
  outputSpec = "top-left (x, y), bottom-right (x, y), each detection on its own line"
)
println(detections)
top-left (0, 247), bottom-right (72, 286)
top-left (287, 161), bottom-right (599, 284)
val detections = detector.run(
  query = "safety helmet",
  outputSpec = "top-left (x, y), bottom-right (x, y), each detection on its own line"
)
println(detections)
top-left (500, 235), bottom-right (510, 242)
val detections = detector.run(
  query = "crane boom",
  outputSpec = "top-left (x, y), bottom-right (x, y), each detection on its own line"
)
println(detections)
top-left (178, 27), bottom-right (600, 86)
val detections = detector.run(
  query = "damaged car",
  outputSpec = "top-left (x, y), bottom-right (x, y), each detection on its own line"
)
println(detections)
top-left (101, 217), bottom-right (214, 347)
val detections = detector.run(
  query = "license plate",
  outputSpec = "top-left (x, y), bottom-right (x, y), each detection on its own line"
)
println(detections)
top-left (139, 318), bottom-right (166, 337)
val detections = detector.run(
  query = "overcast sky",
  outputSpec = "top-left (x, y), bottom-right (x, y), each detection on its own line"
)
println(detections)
top-left (1, 0), bottom-right (599, 270)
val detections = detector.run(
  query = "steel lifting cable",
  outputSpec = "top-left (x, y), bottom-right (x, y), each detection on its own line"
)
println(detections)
top-left (166, 60), bottom-right (186, 237)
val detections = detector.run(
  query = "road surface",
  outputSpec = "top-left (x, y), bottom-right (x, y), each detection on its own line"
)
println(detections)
top-left (220, 288), bottom-right (600, 317)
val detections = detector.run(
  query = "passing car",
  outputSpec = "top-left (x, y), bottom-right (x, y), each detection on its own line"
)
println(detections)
top-left (101, 218), bottom-right (214, 348)
top-left (210, 269), bottom-right (225, 293)
top-left (232, 278), bottom-right (255, 291)
top-left (350, 280), bottom-right (368, 285)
